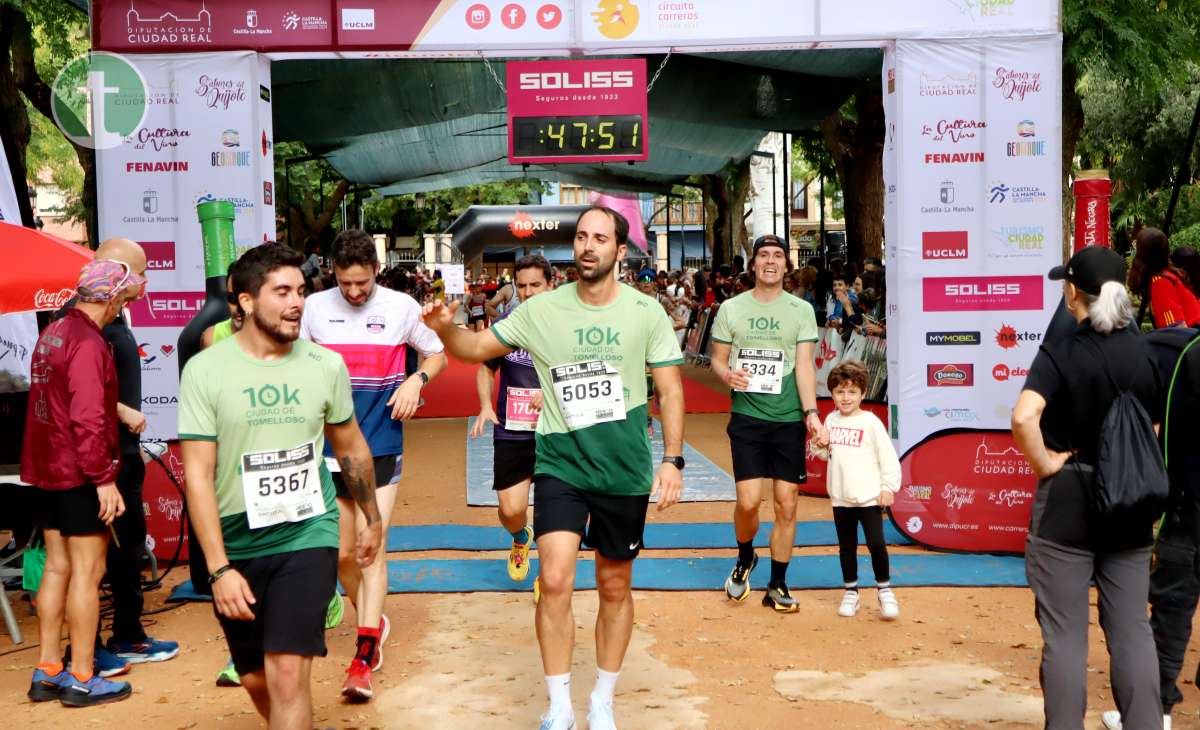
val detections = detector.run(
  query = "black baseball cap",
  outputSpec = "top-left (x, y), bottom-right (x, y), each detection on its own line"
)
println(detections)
top-left (752, 234), bottom-right (788, 257)
top-left (1048, 246), bottom-right (1127, 296)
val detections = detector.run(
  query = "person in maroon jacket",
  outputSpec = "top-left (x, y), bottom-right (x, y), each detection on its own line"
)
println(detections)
top-left (22, 259), bottom-right (145, 708)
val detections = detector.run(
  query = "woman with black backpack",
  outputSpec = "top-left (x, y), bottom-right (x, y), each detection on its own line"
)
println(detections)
top-left (1012, 246), bottom-right (1166, 730)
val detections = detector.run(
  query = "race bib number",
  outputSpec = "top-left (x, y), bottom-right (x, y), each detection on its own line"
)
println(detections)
top-left (505, 387), bottom-right (540, 432)
top-left (470, 305), bottom-right (485, 317)
top-left (241, 442), bottom-right (325, 530)
top-left (550, 360), bottom-right (625, 430)
top-left (735, 348), bottom-right (785, 394)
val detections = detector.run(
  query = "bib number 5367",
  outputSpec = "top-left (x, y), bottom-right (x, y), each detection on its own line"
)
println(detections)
top-left (257, 470), bottom-right (310, 497)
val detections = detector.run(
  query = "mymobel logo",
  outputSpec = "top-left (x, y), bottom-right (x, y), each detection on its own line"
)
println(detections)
top-left (592, 0), bottom-right (639, 40)
top-left (518, 70), bottom-right (635, 90)
top-left (926, 331), bottom-right (981, 346)
top-left (51, 52), bottom-right (147, 150)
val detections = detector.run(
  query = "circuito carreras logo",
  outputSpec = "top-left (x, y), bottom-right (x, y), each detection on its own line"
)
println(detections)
top-left (592, 0), bottom-right (639, 39)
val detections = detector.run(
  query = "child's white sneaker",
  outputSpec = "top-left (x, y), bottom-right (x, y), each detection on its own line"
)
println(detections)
top-left (878, 588), bottom-right (899, 620)
top-left (837, 590), bottom-right (860, 617)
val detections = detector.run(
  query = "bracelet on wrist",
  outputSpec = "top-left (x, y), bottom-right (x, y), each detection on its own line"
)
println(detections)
top-left (209, 564), bottom-right (233, 585)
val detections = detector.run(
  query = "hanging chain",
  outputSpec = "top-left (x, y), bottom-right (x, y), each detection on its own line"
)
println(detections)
top-left (480, 53), bottom-right (506, 93)
top-left (646, 48), bottom-right (673, 93)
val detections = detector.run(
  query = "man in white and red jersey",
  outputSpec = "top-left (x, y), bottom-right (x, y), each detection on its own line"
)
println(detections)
top-left (299, 230), bottom-right (446, 700)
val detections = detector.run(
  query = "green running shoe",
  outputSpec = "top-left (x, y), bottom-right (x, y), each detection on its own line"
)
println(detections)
top-left (325, 593), bottom-right (344, 630)
top-left (216, 660), bottom-right (241, 687)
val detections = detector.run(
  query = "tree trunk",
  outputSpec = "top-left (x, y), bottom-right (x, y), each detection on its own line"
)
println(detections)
top-left (285, 178), bottom-right (350, 250)
top-left (820, 84), bottom-right (885, 264)
top-left (1061, 62), bottom-right (1085, 261)
top-left (0, 6), bottom-right (32, 225)
top-left (703, 173), bottom-right (729, 269)
top-left (7, 5), bottom-right (97, 243)
top-left (729, 157), bottom-right (752, 260)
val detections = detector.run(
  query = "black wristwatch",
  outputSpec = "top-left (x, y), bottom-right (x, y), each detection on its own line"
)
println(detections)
top-left (662, 455), bottom-right (685, 470)
top-left (804, 408), bottom-right (820, 419)
top-left (416, 371), bottom-right (430, 386)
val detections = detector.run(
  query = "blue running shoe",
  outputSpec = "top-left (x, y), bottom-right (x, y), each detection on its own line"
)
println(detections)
top-left (59, 674), bottom-right (132, 707)
top-left (66, 645), bottom-right (130, 678)
top-left (93, 647), bottom-right (132, 677)
top-left (28, 667), bottom-right (72, 702)
top-left (106, 637), bottom-right (179, 664)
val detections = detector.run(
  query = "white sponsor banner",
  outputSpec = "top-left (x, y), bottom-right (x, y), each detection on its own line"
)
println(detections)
top-left (570, 0), bottom-right (1054, 48)
top-left (97, 52), bottom-right (275, 441)
top-left (0, 312), bottom-right (37, 393)
top-left (0, 140), bottom-right (22, 224)
top-left (887, 35), bottom-right (1062, 455)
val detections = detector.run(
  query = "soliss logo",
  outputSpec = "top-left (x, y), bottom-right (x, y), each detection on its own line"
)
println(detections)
top-left (518, 70), bottom-right (634, 90)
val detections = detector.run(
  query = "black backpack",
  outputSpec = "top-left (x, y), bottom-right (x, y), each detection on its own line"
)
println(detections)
top-left (1090, 348), bottom-right (1169, 518)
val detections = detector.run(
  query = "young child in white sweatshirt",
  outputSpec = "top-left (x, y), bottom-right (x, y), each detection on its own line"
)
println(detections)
top-left (811, 360), bottom-right (902, 620)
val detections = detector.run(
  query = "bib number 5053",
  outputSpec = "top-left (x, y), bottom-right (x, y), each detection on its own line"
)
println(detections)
top-left (560, 379), bottom-right (613, 403)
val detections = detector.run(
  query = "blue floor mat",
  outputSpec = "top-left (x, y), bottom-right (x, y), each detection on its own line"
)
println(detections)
top-left (466, 418), bottom-right (737, 504)
top-left (386, 520), bottom-right (911, 552)
top-left (384, 553), bottom-right (1027, 593)
top-left (168, 552), bottom-right (1022, 602)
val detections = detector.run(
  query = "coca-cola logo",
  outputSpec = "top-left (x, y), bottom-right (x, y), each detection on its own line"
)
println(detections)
top-left (993, 67), bottom-right (1042, 102)
top-left (195, 75), bottom-right (247, 111)
top-left (942, 483), bottom-right (976, 510)
top-left (34, 287), bottom-right (74, 309)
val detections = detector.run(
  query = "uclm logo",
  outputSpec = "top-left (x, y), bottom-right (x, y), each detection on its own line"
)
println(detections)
top-left (518, 70), bottom-right (635, 90)
top-left (128, 292), bottom-right (205, 327)
top-left (141, 241), bottom-right (176, 271)
top-left (922, 231), bottom-right (968, 260)
top-left (923, 276), bottom-right (1043, 312)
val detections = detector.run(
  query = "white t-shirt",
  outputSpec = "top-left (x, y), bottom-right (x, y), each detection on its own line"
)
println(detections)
top-left (300, 285), bottom-right (444, 456)
top-left (817, 409), bottom-right (901, 508)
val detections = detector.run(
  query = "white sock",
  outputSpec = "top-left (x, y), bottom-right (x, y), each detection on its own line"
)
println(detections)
top-left (592, 668), bottom-right (620, 705)
top-left (545, 673), bottom-right (572, 715)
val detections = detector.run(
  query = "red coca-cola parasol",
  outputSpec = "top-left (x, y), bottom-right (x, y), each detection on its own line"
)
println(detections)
top-left (0, 221), bottom-right (93, 313)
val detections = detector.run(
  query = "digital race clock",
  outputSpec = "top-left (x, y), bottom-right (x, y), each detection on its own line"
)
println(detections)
top-left (507, 59), bottom-right (648, 165)
top-left (511, 115), bottom-right (643, 159)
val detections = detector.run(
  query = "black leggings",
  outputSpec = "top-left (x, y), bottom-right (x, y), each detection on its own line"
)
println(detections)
top-left (832, 506), bottom-right (890, 585)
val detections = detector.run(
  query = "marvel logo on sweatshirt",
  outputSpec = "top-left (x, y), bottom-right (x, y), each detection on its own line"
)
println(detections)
top-left (820, 410), bottom-right (901, 508)
top-left (829, 426), bottom-right (864, 447)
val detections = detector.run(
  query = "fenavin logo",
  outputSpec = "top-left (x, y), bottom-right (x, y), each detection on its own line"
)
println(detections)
top-left (51, 52), bottom-right (147, 150)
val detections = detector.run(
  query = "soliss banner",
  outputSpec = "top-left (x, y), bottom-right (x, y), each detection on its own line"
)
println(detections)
top-left (883, 35), bottom-right (1062, 553)
top-left (96, 51), bottom-right (276, 441)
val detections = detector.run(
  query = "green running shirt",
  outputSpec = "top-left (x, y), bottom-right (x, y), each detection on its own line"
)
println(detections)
top-left (177, 338), bottom-right (354, 560)
top-left (491, 283), bottom-right (684, 496)
top-left (710, 290), bottom-right (819, 422)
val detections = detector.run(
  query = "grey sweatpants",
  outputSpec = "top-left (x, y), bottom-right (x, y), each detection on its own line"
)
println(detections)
top-left (1025, 535), bottom-right (1162, 730)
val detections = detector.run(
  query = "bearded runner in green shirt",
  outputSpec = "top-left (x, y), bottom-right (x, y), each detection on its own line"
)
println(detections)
top-left (421, 206), bottom-right (685, 730)
top-left (178, 244), bottom-right (383, 728)
top-left (709, 235), bottom-right (828, 614)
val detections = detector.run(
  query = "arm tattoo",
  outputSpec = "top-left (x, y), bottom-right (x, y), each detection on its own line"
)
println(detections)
top-left (337, 455), bottom-right (382, 524)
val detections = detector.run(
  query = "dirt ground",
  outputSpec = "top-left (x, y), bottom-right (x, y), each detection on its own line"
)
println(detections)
top-left (5, 379), bottom-right (1200, 729)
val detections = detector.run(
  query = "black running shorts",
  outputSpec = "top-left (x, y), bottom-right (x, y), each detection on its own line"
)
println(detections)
top-left (493, 439), bottom-right (536, 491)
top-left (533, 475), bottom-right (650, 561)
top-left (333, 454), bottom-right (402, 499)
top-left (32, 484), bottom-right (107, 536)
top-left (216, 547), bottom-right (338, 676)
top-left (727, 412), bottom-right (808, 484)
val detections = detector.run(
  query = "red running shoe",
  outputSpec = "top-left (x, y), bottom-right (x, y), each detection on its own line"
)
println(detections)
top-left (342, 658), bottom-right (373, 701)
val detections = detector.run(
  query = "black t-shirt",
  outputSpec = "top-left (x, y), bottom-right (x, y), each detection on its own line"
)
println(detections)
top-left (104, 317), bottom-right (142, 455)
top-left (1024, 321), bottom-right (1162, 463)
top-left (1022, 320), bottom-right (1161, 550)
